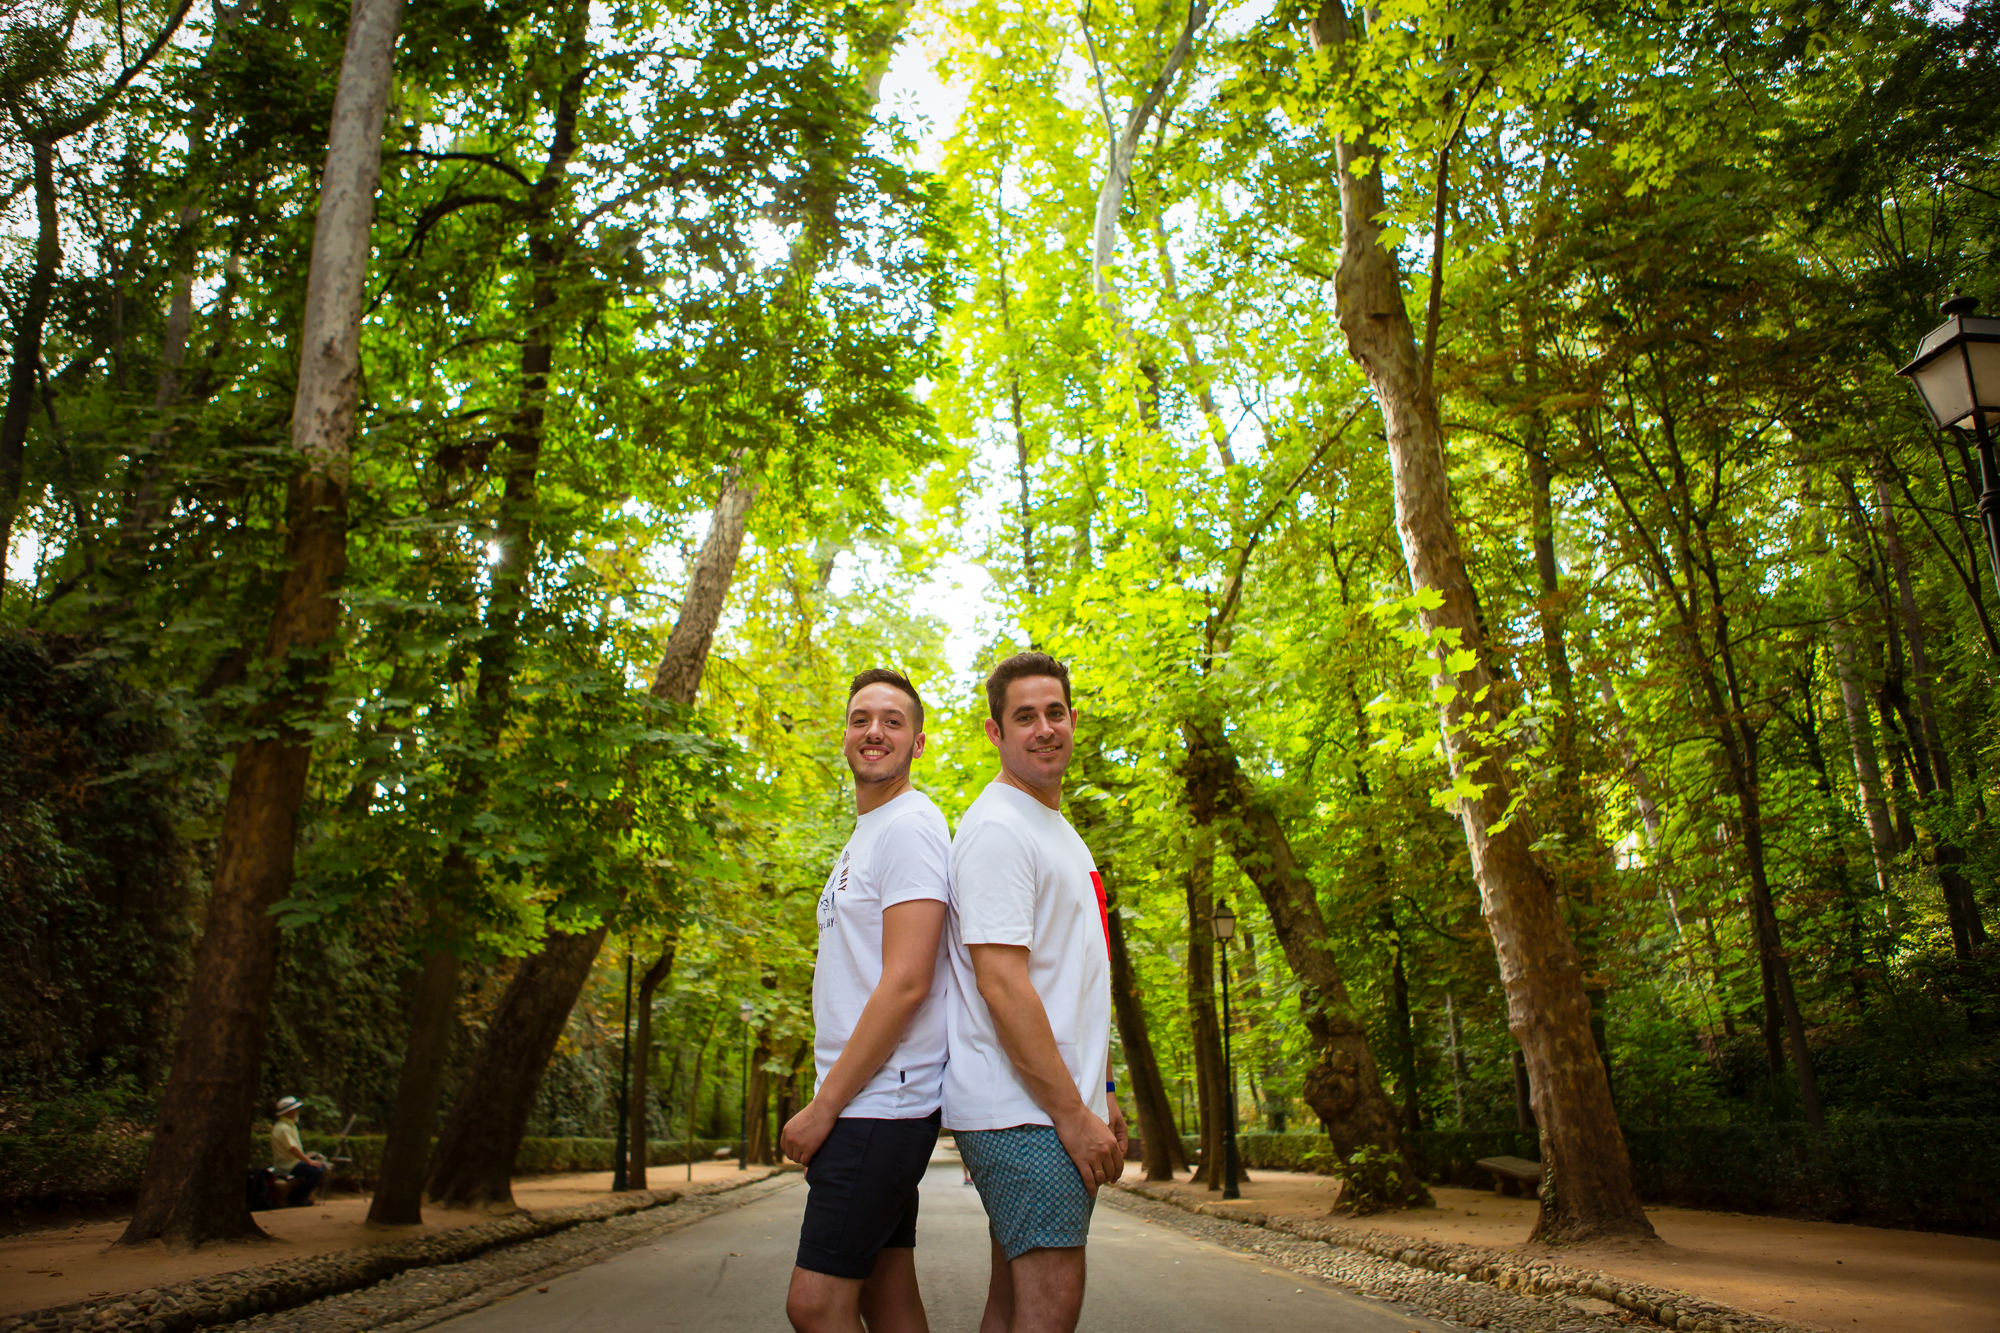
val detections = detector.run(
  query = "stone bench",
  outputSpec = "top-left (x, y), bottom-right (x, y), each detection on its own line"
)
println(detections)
top-left (1475, 1154), bottom-right (1543, 1198)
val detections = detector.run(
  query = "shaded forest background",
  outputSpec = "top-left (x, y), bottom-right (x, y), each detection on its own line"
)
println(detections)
top-left (2, 0), bottom-right (1997, 1235)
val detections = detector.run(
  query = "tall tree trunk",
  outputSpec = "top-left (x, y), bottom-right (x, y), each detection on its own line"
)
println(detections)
top-left (627, 945), bottom-right (675, 1189)
top-left (1084, 1), bottom-right (1204, 331)
top-left (422, 461), bottom-right (755, 1210)
top-left (1379, 904), bottom-right (1422, 1134)
top-left (1512, 1049), bottom-right (1536, 1130)
top-left (120, 3), bottom-right (241, 548)
top-left (745, 1033), bottom-right (776, 1166)
top-left (1827, 572), bottom-right (1899, 900)
top-left (426, 923), bottom-right (610, 1207)
top-left (1874, 471), bottom-right (1953, 791)
top-left (1696, 550), bottom-right (1823, 1126)
top-left (1874, 472), bottom-right (1986, 955)
top-left (1305, 0), bottom-right (1647, 1242)
top-left (1232, 928), bottom-right (1284, 1131)
top-left (649, 471), bottom-right (758, 704)
top-left (1526, 435), bottom-right (1615, 1087)
top-left (774, 1044), bottom-right (808, 1159)
top-left (1182, 721), bottom-right (1422, 1205)
top-left (0, 139), bottom-right (58, 590)
top-left (371, 20), bottom-right (587, 1219)
top-left (742, 1037), bottom-right (765, 1165)
top-left (1181, 827), bottom-right (1232, 1188)
top-left (1105, 872), bottom-right (1185, 1178)
top-left (367, 947), bottom-right (461, 1225)
top-left (118, 0), bottom-right (404, 1247)
top-left (1444, 994), bottom-right (1468, 1125)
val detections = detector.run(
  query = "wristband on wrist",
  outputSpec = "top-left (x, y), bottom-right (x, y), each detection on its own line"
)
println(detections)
top-left (1106, 1079), bottom-right (1117, 1093)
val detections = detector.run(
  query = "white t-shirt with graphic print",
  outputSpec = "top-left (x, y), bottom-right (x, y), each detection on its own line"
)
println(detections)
top-left (812, 788), bottom-right (953, 1119)
top-left (942, 781), bottom-right (1111, 1131)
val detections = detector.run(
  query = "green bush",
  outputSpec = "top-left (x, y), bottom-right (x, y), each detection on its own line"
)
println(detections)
top-left (316, 1134), bottom-right (740, 1186)
top-left (0, 1126), bottom-right (154, 1213)
top-left (1194, 1119), bottom-right (2000, 1233)
top-left (1324, 1143), bottom-right (1415, 1216)
top-left (1619, 1118), bottom-right (2000, 1231)
top-left (0, 632), bottom-right (202, 1105)
top-left (1400, 1127), bottom-right (1542, 1188)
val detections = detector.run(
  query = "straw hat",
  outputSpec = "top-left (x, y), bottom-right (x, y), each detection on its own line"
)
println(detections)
top-left (275, 1096), bottom-right (304, 1116)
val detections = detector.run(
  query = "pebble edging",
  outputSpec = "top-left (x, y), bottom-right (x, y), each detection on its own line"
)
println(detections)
top-left (2, 1173), bottom-right (776, 1333)
top-left (1113, 1180), bottom-right (1821, 1333)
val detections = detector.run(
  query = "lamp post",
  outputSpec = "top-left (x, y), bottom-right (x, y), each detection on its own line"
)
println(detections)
top-left (1897, 295), bottom-right (2000, 603)
top-left (737, 1000), bottom-right (754, 1171)
top-left (612, 949), bottom-right (632, 1191)
top-left (1211, 901), bottom-right (1241, 1201)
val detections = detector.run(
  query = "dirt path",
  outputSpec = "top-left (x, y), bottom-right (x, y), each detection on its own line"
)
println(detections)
top-left (1119, 1166), bottom-right (2000, 1333)
top-left (0, 1163), bottom-right (772, 1319)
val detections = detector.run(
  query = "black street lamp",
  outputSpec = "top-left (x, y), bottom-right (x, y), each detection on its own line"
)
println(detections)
top-left (1211, 901), bottom-right (1241, 1201)
top-left (1898, 295), bottom-right (2000, 603)
top-left (737, 1000), bottom-right (754, 1171)
top-left (612, 949), bottom-right (632, 1191)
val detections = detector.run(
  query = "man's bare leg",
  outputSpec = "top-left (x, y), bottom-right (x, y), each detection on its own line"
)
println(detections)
top-left (978, 1244), bottom-right (1086, 1333)
top-left (787, 1267), bottom-right (864, 1333)
top-left (1008, 1246), bottom-right (1086, 1333)
top-left (977, 1239), bottom-right (1013, 1333)
top-left (857, 1247), bottom-right (929, 1333)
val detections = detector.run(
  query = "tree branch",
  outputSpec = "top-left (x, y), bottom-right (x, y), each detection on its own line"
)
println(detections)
top-left (1207, 398), bottom-right (1365, 650)
top-left (46, 0), bottom-right (198, 143)
top-left (1421, 70), bottom-right (1488, 398)
top-left (399, 149), bottom-right (533, 189)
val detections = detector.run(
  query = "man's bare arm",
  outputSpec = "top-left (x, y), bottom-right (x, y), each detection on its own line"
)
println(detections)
top-left (781, 899), bottom-right (946, 1165)
top-left (969, 943), bottom-right (1122, 1193)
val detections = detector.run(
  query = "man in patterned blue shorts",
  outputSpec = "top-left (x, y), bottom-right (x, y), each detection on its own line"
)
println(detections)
top-left (944, 653), bottom-right (1126, 1333)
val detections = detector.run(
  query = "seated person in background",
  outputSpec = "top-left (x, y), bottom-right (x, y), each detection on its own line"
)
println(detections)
top-left (270, 1096), bottom-right (327, 1206)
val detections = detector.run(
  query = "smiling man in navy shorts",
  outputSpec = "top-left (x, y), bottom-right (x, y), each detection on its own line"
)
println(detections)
top-left (782, 668), bottom-right (952, 1333)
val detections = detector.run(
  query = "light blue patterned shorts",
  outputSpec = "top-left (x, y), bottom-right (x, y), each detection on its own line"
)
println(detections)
top-left (955, 1125), bottom-right (1096, 1259)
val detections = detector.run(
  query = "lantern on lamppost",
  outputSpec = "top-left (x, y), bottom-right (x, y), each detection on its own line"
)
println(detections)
top-left (1210, 901), bottom-right (1242, 1201)
top-left (1897, 295), bottom-right (2000, 602)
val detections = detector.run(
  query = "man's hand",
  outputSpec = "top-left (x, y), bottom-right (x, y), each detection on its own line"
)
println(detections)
top-left (781, 1101), bottom-right (836, 1166)
top-left (1054, 1107), bottom-right (1123, 1197)
top-left (1107, 1094), bottom-right (1129, 1163)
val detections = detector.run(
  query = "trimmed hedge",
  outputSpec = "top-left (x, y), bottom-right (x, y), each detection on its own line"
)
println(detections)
top-left (1619, 1119), bottom-right (2000, 1232)
top-left (0, 1130), bottom-right (740, 1216)
top-left (1193, 1119), bottom-right (2000, 1234)
top-left (0, 1127), bottom-right (154, 1214)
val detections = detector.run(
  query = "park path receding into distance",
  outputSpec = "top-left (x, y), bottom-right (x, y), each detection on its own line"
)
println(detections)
top-left (430, 1159), bottom-right (1454, 1333)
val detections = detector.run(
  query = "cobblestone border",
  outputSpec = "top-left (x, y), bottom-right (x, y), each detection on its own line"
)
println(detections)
top-left (1112, 1181), bottom-right (1820, 1333)
top-left (4, 1172), bottom-right (786, 1333)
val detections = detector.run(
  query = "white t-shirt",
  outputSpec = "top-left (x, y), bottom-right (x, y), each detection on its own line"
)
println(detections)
top-left (812, 788), bottom-right (952, 1119)
top-left (942, 781), bottom-right (1111, 1131)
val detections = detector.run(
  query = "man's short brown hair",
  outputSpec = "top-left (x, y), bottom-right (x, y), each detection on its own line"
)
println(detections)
top-left (984, 652), bottom-right (1072, 731)
top-left (848, 667), bottom-right (924, 732)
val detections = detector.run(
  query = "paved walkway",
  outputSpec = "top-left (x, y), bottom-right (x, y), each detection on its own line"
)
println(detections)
top-left (432, 1160), bottom-right (1453, 1333)
top-left (1126, 1167), bottom-right (2000, 1333)
top-left (0, 1164), bottom-right (773, 1319)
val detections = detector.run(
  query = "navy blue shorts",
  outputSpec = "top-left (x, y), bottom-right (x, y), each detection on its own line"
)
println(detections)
top-left (795, 1111), bottom-right (941, 1279)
